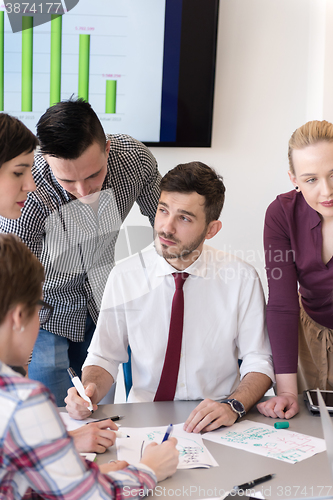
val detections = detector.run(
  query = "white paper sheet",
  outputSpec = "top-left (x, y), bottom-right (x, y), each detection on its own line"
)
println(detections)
top-left (116, 423), bottom-right (218, 469)
top-left (202, 420), bottom-right (326, 464)
top-left (80, 452), bottom-right (97, 462)
top-left (59, 412), bottom-right (96, 431)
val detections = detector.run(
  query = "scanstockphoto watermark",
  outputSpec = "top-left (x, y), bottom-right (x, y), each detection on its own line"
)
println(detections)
top-left (122, 485), bottom-right (257, 498)
top-left (4, 1), bottom-right (80, 33)
top-left (123, 485), bottom-right (333, 498)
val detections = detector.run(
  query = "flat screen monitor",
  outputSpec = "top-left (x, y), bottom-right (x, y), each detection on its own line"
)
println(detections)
top-left (0, 0), bottom-right (219, 147)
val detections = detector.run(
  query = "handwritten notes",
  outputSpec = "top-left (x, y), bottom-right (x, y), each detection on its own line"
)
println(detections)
top-left (117, 423), bottom-right (218, 469)
top-left (202, 420), bottom-right (326, 464)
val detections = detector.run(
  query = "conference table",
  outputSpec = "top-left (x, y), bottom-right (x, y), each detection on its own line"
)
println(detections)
top-left (60, 396), bottom-right (332, 500)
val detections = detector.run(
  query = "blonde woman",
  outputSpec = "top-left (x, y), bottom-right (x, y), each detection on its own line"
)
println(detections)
top-left (258, 120), bottom-right (333, 419)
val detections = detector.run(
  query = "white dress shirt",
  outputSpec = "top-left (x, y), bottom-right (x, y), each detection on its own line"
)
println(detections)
top-left (84, 245), bottom-right (274, 402)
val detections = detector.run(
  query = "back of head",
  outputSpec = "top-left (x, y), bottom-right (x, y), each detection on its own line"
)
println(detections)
top-left (0, 113), bottom-right (38, 168)
top-left (160, 161), bottom-right (226, 224)
top-left (0, 234), bottom-right (44, 325)
top-left (36, 97), bottom-right (106, 159)
top-left (288, 120), bottom-right (333, 174)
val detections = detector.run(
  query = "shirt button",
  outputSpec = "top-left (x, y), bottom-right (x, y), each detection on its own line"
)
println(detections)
top-left (180, 383), bottom-right (185, 388)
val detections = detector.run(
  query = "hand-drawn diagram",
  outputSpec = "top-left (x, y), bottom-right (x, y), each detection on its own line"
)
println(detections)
top-left (202, 420), bottom-right (326, 464)
top-left (145, 429), bottom-right (205, 463)
top-left (116, 423), bottom-right (218, 469)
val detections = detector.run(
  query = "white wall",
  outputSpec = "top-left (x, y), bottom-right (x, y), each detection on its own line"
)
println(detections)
top-left (125, 0), bottom-right (333, 287)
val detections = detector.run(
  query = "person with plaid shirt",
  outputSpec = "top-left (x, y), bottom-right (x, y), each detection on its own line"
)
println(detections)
top-left (0, 98), bottom-right (161, 406)
top-left (0, 234), bottom-right (178, 500)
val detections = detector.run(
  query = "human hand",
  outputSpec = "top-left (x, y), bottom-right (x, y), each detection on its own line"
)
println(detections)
top-left (257, 394), bottom-right (299, 419)
top-left (69, 419), bottom-right (119, 453)
top-left (183, 398), bottom-right (238, 433)
top-left (140, 437), bottom-right (179, 482)
top-left (99, 460), bottom-right (129, 474)
top-left (65, 384), bottom-right (98, 420)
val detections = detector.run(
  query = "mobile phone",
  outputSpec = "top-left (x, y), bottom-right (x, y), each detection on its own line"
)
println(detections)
top-left (303, 389), bottom-right (333, 415)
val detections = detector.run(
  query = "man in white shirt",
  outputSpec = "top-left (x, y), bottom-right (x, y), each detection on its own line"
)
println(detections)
top-left (66, 162), bottom-right (274, 433)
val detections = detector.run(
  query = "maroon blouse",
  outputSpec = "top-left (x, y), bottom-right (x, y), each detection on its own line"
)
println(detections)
top-left (264, 190), bottom-right (333, 374)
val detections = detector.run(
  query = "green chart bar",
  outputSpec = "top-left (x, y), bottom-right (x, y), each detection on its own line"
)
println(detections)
top-left (78, 34), bottom-right (90, 101)
top-left (0, 11), bottom-right (4, 111)
top-left (105, 80), bottom-right (117, 114)
top-left (50, 14), bottom-right (62, 106)
top-left (22, 16), bottom-right (33, 112)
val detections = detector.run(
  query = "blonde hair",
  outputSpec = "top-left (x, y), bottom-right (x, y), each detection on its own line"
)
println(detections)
top-left (288, 120), bottom-right (333, 174)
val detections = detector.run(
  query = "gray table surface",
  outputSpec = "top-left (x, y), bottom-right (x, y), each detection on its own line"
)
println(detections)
top-left (60, 397), bottom-right (333, 499)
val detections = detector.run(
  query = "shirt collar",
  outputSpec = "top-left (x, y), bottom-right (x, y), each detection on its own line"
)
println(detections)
top-left (298, 194), bottom-right (322, 229)
top-left (310, 210), bottom-right (321, 230)
top-left (155, 246), bottom-right (208, 278)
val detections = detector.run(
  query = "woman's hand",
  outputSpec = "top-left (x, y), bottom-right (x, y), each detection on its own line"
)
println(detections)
top-left (69, 419), bottom-right (118, 453)
top-left (257, 394), bottom-right (299, 419)
top-left (140, 437), bottom-right (179, 482)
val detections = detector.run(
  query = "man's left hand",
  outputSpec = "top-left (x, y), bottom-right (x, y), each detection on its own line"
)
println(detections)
top-left (183, 399), bottom-right (238, 433)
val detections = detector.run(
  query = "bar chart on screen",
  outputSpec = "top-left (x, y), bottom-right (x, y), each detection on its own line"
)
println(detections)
top-left (0, 0), bottom-right (165, 141)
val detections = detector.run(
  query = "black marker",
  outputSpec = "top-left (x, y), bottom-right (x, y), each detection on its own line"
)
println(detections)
top-left (110, 415), bottom-right (124, 422)
top-left (233, 473), bottom-right (276, 491)
top-left (86, 416), bottom-right (124, 425)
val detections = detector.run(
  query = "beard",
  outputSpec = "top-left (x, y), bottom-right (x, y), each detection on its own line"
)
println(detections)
top-left (154, 227), bottom-right (207, 262)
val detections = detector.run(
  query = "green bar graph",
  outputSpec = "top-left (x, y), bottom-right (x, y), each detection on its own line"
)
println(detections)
top-left (50, 14), bottom-right (62, 106)
top-left (78, 34), bottom-right (90, 101)
top-left (105, 80), bottom-right (117, 113)
top-left (22, 16), bottom-right (33, 112)
top-left (0, 11), bottom-right (4, 111)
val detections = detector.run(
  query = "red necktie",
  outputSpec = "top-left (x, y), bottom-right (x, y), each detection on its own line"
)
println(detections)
top-left (154, 272), bottom-right (189, 401)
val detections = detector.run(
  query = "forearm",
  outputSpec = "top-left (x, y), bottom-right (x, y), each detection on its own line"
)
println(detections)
top-left (82, 365), bottom-right (114, 403)
top-left (275, 373), bottom-right (298, 398)
top-left (230, 372), bottom-right (272, 411)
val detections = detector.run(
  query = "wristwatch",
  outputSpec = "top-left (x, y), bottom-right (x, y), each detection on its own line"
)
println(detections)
top-left (220, 398), bottom-right (246, 421)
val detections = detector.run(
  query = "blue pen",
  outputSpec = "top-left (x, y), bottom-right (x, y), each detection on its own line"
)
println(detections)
top-left (162, 424), bottom-right (173, 442)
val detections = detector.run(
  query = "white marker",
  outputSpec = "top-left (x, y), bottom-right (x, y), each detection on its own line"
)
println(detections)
top-left (114, 431), bottom-right (130, 439)
top-left (67, 367), bottom-right (94, 412)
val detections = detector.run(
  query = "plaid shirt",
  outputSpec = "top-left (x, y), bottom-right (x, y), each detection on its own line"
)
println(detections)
top-left (0, 135), bottom-right (160, 341)
top-left (0, 362), bottom-right (157, 499)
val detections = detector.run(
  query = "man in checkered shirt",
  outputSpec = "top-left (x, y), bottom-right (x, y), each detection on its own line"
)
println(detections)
top-left (0, 98), bottom-right (161, 406)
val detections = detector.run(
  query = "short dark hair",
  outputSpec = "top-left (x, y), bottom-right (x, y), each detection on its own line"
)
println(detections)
top-left (0, 113), bottom-right (38, 168)
top-left (160, 162), bottom-right (226, 223)
top-left (0, 234), bottom-right (44, 325)
top-left (36, 97), bottom-right (106, 159)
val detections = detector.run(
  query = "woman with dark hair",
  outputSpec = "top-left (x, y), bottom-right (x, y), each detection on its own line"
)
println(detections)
top-left (0, 234), bottom-right (178, 499)
top-left (0, 113), bottom-right (37, 219)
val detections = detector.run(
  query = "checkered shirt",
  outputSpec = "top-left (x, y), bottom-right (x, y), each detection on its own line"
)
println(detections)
top-left (0, 362), bottom-right (157, 499)
top-left (0, 135), bottom-right (161, 341)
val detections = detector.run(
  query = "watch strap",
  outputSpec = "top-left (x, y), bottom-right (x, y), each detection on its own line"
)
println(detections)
top-left (219, 398), bottom-right (246, 420)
